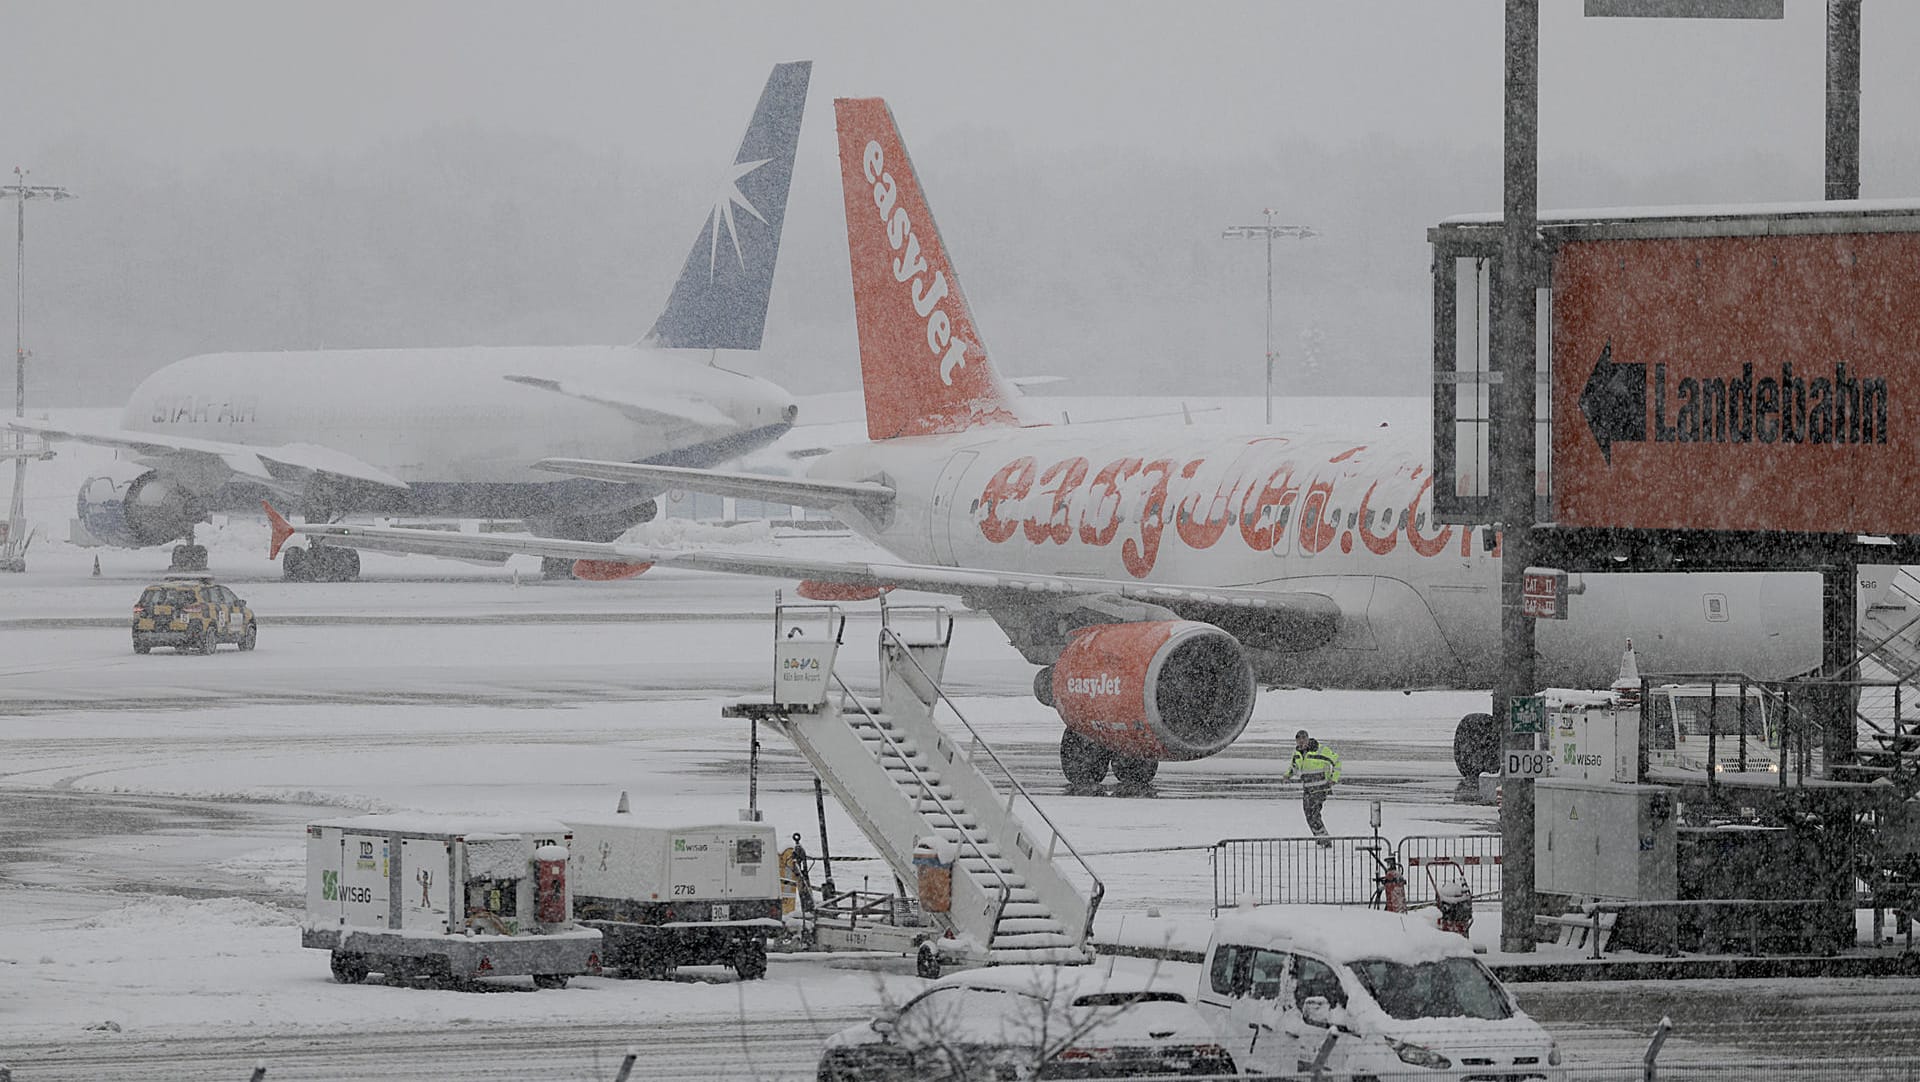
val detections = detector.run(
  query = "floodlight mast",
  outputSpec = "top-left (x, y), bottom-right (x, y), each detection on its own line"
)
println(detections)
top-left (1, 167), bottom-right (75, 572)
top-left (1221, 211), bottom-right (1315, 425)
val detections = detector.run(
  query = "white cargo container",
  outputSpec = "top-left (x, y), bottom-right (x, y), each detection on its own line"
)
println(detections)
top-left (302, 814), bottom-right (602, 989)
top-left (566, 817), bottom-right (782, 979)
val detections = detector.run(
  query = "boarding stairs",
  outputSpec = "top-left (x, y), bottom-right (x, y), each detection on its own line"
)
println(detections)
top-left (756, 603), bottom-right (1101, 966)
top-left (1847, 567), bottom-right (1920, 796)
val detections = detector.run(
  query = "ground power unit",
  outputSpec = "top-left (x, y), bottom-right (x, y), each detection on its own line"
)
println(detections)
top-left (302, 814), bottom-right (602, 989)
top-left (566, 816), bottom-right (783, 980)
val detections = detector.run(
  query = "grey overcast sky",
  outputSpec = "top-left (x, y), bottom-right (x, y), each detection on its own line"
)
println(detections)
top-left (5, 2), bottom-right (1920, 403)
top-left (9, 3), bottom-right (1914, 172)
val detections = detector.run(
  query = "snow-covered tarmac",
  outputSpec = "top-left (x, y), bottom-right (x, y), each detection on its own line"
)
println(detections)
top-left (4, 538), bottom-right (1920, 1078)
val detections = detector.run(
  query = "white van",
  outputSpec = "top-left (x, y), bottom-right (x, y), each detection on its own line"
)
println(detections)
top-left (1196, 906), bottom-right (1562, 1080)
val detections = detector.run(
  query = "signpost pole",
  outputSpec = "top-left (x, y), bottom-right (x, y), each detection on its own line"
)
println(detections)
top-left (1496, 0), bottom-right (1541, 954)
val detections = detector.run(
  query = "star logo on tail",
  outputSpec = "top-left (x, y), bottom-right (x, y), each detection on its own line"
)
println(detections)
top-left (707, 155), bottom-right (771, 280)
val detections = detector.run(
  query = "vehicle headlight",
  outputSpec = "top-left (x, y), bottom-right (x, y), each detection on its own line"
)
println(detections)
top-left (1549, 1040), bottom-right (1562, 1066)
top-left (1385, 1037), bottom-right (1452, 1069)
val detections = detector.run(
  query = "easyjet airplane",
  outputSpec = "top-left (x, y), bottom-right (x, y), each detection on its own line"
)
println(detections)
top-left (271, 96), bottom-right (1825, 789)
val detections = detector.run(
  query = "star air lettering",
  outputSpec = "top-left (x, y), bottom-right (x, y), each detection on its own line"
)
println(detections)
top-left (861, 141), bottom-right (967, 385)
top-left (971, 441), bottom-right (1494, 578)
top-left (150, 393), bottom-right (258, 426)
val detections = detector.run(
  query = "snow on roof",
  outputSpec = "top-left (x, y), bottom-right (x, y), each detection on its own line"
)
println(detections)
top-left (1209, 905), bottom-right (1475, 965)
top-left (1542, 688), bottom-right (1615, 709)
top-left (929, 963), bottom-right (1160, 998)
top-left (307, 813), bottom-right (572, 836)
top-left (1438, 196), bottom-right (1920, 229)
top-left (565, 818), bottom-right (773, 833)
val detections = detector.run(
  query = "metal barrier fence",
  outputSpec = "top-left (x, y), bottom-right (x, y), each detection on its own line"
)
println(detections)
top-left (1211, 836), bottom-right (1390, 912)
top-left (1212, 833), bottom-right (1503, 913)
top-left (1394, 833), bottom-right (1502, 906)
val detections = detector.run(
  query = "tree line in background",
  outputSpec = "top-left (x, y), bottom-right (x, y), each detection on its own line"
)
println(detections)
top-left (9, 125), bottom-right (1902, 407)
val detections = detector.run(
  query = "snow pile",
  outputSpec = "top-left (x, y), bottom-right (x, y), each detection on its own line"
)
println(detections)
top-left (77, 895), bottom-right (297, 931)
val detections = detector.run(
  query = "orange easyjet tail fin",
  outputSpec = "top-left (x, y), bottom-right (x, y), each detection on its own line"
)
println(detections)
top-left (834, 97), bottom-right (1025, 441)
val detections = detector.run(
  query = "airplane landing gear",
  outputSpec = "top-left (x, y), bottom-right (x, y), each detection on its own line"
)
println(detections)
top-left (282, 544), bottom-right (360, 583)
top-left (1060, 729), bottom-right (1111, 791)
top-left (1453, 712), bottom-right (1499, 779)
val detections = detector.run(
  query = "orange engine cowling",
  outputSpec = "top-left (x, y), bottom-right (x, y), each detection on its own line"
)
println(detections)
top-left (1051, 621), bottom-right (1255, 761)
top-left (571, 558), bottom-right (654, 581)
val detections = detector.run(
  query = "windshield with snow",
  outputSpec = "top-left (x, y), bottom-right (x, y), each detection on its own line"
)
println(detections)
top-left (1349, 957), bottom-right (1512, 1021)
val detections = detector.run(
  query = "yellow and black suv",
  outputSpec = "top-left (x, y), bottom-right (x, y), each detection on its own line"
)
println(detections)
top-left (131, 576), bottom-right (258, 654)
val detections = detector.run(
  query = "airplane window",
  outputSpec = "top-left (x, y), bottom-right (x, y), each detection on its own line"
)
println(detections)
top-left (1398, 509), bottom-right (1410, 530)
top-left (1277, 506), bottom-right (1292, 527)
top-left (1346, 511), bottom-right (1356, 529)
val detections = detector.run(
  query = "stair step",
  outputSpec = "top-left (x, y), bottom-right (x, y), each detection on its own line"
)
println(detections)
top-left (986, 946), bottom-right (1091, 965)
top-left (1000, 901), bottom-right (1051, 918)
top-left (995, 917), bottom-right (1067, 935)
top-left (992, 930), bottom-right (1075, 947)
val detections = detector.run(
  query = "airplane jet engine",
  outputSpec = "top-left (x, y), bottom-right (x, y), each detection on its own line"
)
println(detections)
top-left (1048, 620), bottom-right (1256, 790)
top-left (76, 470), bottom-right (206, 549)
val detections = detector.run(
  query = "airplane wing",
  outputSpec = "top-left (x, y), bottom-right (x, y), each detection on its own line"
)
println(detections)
top-left (532, 458), bottom-right (895, 516)
top-left (265, 507), bottom-right (1341, 651)
top-left (9, 419), bottom-right (408, 490)
top-left (502, 375), bottom-right (735, 431)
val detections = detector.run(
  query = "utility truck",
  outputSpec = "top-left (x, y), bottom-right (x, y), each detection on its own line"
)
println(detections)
top-left (302, 815), bottom-right (602, 989)
top-left (1546, 680), bottom-right (1781, 783)
top-left (566, 815), bottom-right (782, 980)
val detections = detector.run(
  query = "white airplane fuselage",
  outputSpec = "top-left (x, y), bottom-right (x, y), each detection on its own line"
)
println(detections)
top-left (127, 345), bottom-right (796, 490)
top-left (810, 424), bottom-right (1822, 691)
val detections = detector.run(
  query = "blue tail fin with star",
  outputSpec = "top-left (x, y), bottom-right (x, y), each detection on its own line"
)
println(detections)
top-left (645, 60), bottom-right (811, 351)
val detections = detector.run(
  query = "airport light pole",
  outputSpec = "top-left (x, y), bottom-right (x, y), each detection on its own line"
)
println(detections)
top-left (1, 168), bottom-right (75, 572)
top-left (1222, 212), bottom-right (1315, 426)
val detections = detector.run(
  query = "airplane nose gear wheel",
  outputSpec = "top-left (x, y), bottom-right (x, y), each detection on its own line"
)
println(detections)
top-left (1059, 729), bottom-right (1112, 790)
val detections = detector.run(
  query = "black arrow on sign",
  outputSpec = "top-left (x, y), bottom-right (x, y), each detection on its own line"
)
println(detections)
top-left (1578, 341), bottom-right (1645, 465)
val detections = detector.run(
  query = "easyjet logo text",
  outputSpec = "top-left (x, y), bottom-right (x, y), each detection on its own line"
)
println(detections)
top-left (862, 141), bottom-right (967, 385)
top-left (974, 444), bottom-right (1493, 578)
top-left (1062, 674), bottom-right (1122, 697)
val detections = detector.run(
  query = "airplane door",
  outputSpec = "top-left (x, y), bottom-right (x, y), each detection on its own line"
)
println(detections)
top-left (929, 451), bottom-right (977, 566)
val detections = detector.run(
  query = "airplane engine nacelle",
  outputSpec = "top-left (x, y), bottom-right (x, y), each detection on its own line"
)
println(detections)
top-left (76, 470), bottom-right (206, 548)
top-left (1051, 621), bottom-right (1256, 762)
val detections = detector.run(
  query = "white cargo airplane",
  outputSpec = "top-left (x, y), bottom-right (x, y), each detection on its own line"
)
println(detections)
top-left (13, 62), bottom-right (811, 582)
top-left (271, 96), bottom-right (1825, 785)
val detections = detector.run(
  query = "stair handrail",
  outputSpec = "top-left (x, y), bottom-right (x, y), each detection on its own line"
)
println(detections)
top-left (877, 623), bottom-right (1106, 950)
top-left (827, 668), bottom-right (1016, 946)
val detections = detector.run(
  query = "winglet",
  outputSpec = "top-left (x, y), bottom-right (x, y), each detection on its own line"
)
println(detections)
top-left (263, 501), bottom-right (295, 560)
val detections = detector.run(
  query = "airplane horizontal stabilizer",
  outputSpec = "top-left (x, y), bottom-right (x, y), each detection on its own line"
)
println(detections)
top-left (531, 457), bottom-right (894, 515)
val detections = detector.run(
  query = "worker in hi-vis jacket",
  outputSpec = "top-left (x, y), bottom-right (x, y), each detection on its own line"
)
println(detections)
top-left (1285, 729), bottom-right (1343, 845)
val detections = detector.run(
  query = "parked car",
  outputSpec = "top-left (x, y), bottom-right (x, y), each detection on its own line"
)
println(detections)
top-left (1196, 905), bottom-right (1562, 1079)
top-left (819, 964), bottom-right (1234, 1081)
top-left (131, 575), bottom-right (257, 654)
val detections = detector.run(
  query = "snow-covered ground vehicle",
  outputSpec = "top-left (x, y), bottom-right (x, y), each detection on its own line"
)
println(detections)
top-left (818, 964), bottom-right (1234, 1080)
top-left (565, 816), bottom-right (781, 979)
top-left (1547, 679), bottom-right (1782, 783)
top-left (301, 815), bottom-right (602, 989)
top-left (1196, 906), bottom-right (1561, 1080)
